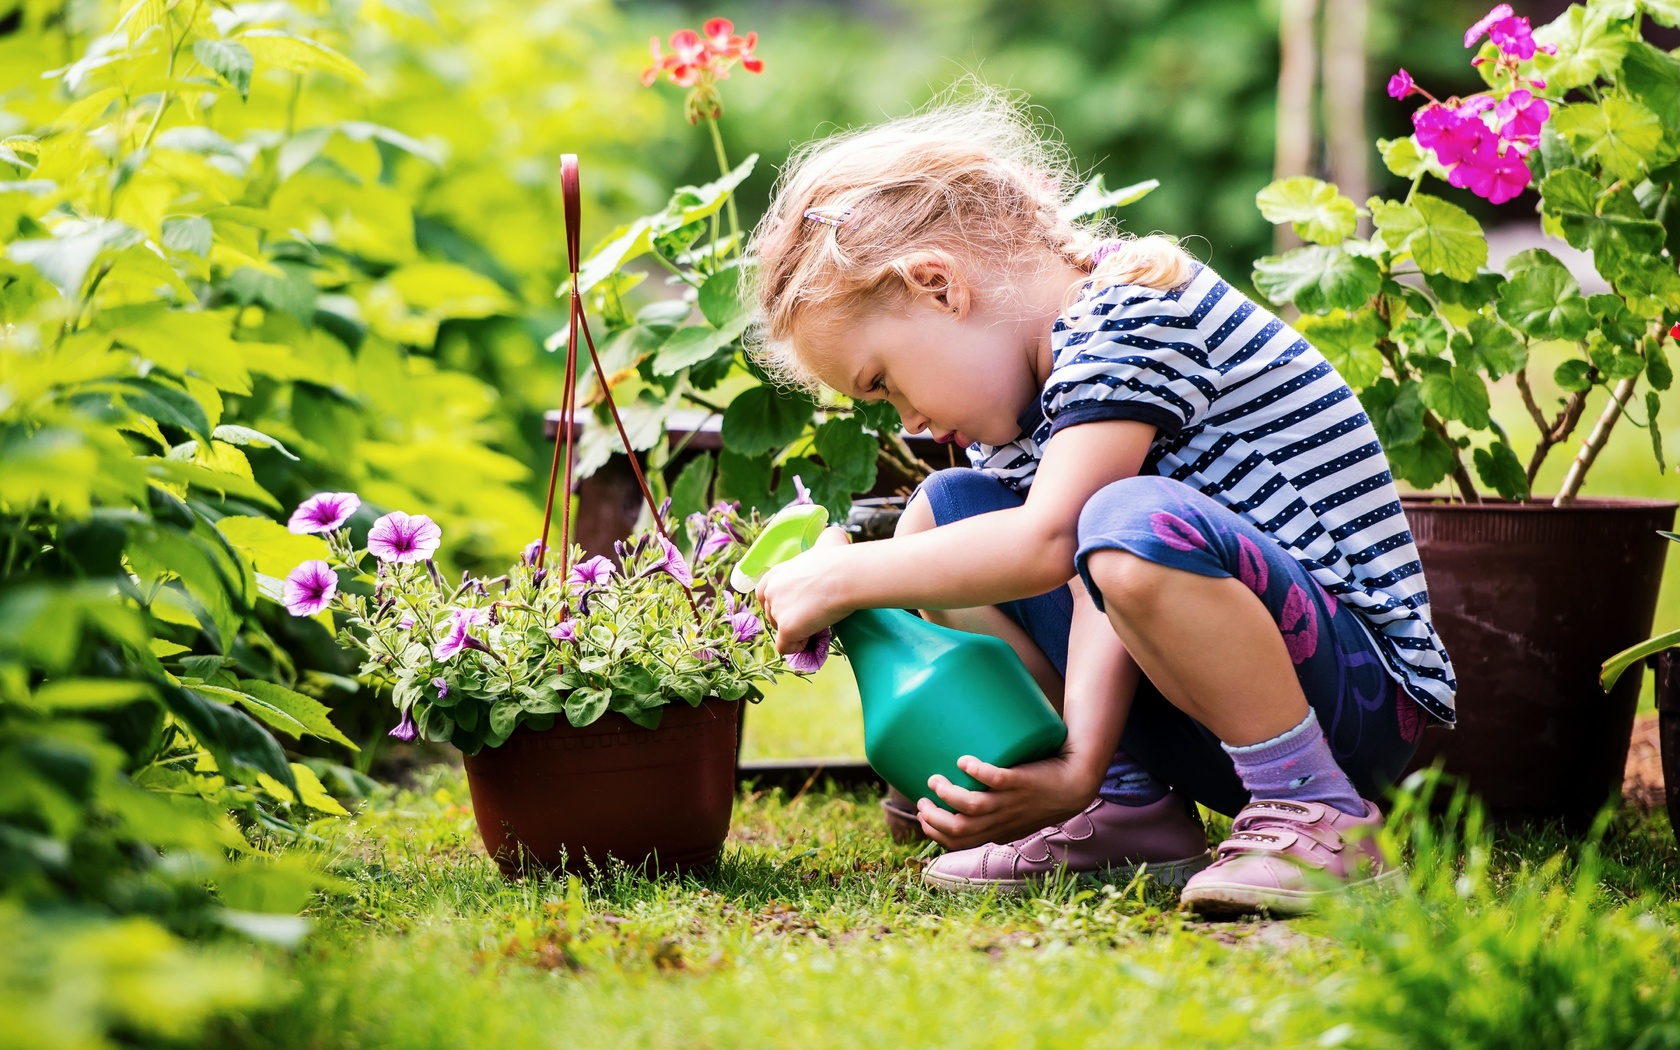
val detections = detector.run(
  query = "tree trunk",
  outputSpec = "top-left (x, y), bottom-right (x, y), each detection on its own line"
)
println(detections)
top-left (1322, 0), bottom-right (1369, 236)
top-left (1274, 0), bottom-right (1321, 252)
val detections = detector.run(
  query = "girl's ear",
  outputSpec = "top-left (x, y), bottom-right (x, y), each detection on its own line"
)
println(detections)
top-left (889, 250), bottom-right (972, 318)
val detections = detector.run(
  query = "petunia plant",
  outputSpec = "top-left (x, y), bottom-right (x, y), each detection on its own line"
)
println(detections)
top-left (1251, 2), bottom-right (1677, 505)
top-left (280, 493), bottom-right (817, 754)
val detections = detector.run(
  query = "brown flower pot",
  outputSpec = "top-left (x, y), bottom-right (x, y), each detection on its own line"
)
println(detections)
top-left (462, 697), bottom-right (740, 877)
top-left (1400, 496), bottom-right (1676, 824)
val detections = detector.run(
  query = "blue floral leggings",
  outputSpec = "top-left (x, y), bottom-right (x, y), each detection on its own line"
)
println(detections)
top-left (915, 469), bottom-right (1423, 817)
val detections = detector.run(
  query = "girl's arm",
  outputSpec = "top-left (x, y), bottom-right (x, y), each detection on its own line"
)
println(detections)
top-left (757, 418), bottom-right (1156, 651)
top-left (915, 578), bottom-right (1143, 848)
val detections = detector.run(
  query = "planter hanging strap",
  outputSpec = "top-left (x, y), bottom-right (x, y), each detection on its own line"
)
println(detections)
top-left (539, 154), bottom-right (694, 617)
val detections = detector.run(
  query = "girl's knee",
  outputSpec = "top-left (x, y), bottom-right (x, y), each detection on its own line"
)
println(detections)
top-left (1083, 548), bottom-right (1171, 610)
top-left (1076, 474), bottom-right (1190, 544)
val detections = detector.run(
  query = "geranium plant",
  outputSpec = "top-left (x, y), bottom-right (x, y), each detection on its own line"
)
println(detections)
top-left (1251, 2), bottom-right (1677, 505)
top-left (281, 493), bottom-right (812, 754)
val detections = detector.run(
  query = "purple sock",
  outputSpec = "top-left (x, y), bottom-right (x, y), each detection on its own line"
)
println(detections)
top-left (1097, 748), bottom-right (1169, 807)
top-left (1221, 711), bottom-right (1364, 816)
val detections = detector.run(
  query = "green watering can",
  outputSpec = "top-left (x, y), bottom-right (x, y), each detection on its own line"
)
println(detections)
top-left (731, 503), bottom-right (1068, 809)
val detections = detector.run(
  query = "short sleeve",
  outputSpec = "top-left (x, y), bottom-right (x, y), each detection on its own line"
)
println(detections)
top-left (1042, 286), bottom-right (1216, 443)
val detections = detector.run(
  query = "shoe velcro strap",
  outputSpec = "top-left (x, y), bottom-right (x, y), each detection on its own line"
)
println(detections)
top-left (1231, 816), bottom-right (1345, 854)
top-left (1214, 829), bottom-right (1300, 859)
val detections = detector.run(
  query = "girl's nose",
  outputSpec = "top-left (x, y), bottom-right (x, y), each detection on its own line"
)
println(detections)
top-left (897, 404), bottom-right (930, 434)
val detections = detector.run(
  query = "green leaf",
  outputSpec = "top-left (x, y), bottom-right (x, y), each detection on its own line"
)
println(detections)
top-left (1295, 310), bottom-right (1386, 388)
top-left (112, 377), bottom-right (212, 442)
top-left (1540, 169), bottom-right (1665, 279)
top-left (1420, 366), bottom-right (1492, 430)
top-left (1613, 261), bottom-right (1680, 320)
top-left (565, 687), bottom-right (610, 727)
top-left (1649, 391), bottom-right (1667, 474)
top-left (1359, 378), bottom-right (1426, 449)
top-left (1255, 177), bottom-right (1358, 245)
top-left (668, 452), bottom-right (715, 526)
top-left (1377, 136), bottom-right (1447, 181)
top-left (716, 449), bottom-right (775, 513)
top-left (193, 38), bottom-right (253, 99)
top-left (1551, 98), bottom-right (1665, 181)
top-left (417, 704), bottom-right (454, 743)
top-left (1534, 5), bottom-right (1630, 92)
top-left (488, 698), bottom-right (520, 741)
top-left (720, 384), bottom-right (814, 456)
top-left (1386, 428), bottom-right (1457, 490)
top-left (31, 678), bottom-right (155, 710)
top-left (813, 415), bottom-right (879, 491)
top-left (7, 219), bottom-right (132, 299)
top-left (1620, 41), bottom-right (1680, 131)
top-left (1641, 0), bottom-right (1680, 27)
top-left (238, 30), bottom-right (367, 82)
top-left (1473, 441), bottom-right (1530, 500)
top-left (698, 264), bottom-right (746, 329)
top-left (1648, 338), bottom-right (1673, 391)
top-left (1252, 245), bottom-right (1382, 313)
top-left (162, 215), bottom-right (213, 257)
top-left (652, 325), bottom-right (734, 376)
top-left (1496, 253), bottom-right (1593, 341)
top-left (1601, 626), bottom-right (1680, 691)
top-left (1369, 195), bottom-right (1487, 282)
top-left (1453, 317), bottom-right (1526, 380)
top-left (238, 680), bottom-right (357, 750)
top-left (161, 682), bottom-right (297, 793)
top-left (1059, 175), bottom-right (1158, 220)
top-left (215, 516), bottom-right (328, 578)
top-left (1554, 358), bottom-right (1594, 392)
top-left (211, 424), bottom-right (298, 460)
top-left (608, 664), bottom-right (658, 695)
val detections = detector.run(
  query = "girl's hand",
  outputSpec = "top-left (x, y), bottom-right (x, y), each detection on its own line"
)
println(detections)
top-left (756, 525), bottom-right (853, 655)
top-left (915, 751), bottom-right (1103, 851)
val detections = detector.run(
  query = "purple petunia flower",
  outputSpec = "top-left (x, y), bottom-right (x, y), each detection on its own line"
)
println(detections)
top-left (388, 707), bottom-right (418, 741)
top-left (1387, 68), bottom-right (1413, 100)
top-left (283, 560), bottom-right (338, 616)
top-left (790, 474), bottom-right (813, 506)
top-left (432, 607), bottom-right (490, 660)
top-left (549, 618), bottom-right (579, 643)
top-left (644, 535), bottom-right (693, 587)
top-left (288, 492), bottom-right (361, 535)
top-left (432, 676), bottom-right (449, 700)
top-left (785, 628), bottom-right (831, 673)
top-left (399, 613), bottom-right (415, 630)
top-left (368, 511), bottom-right (443, 564)
top-left (696, 525), bottom-right (733, 560)
top-left (694, 647), bottom-right (720, 663)
top-left (522, 539), bottom-right (547, 566)
top-left (568, 554), bottom-right (616, 590)
top-left (729, 609), bottom-right (763, 644)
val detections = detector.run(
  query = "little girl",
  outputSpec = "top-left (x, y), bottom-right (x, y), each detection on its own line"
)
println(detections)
top-left (744, 89), bottom-right (1456, 916)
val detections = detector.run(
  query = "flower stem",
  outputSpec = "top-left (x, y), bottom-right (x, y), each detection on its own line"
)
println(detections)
top-left (138, 12), bottom-right (185, 152)
top-left (1554, 376), bottom-right (1638, 506)
top-left (706, 114), bottom-right (740, 257)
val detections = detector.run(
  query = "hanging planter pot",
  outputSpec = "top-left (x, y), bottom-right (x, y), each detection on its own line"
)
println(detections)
top-left (464, 698), bottom-right (742, 876)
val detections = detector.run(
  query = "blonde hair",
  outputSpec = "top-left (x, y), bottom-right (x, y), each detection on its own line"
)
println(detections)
top-left (745, 82), bottom-right (1196, 394)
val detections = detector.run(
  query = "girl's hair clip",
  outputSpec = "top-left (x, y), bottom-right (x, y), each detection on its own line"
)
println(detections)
top-left (802, 205), bottom-right (854, 228)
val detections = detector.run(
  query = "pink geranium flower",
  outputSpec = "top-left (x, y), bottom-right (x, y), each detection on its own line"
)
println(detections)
top-left (1495, 90), bottom-right (1549, 145)
top-left (432, 608), bottom-right (490, 660)
top-left (287, 492), bottom-right (360, 534)
top-left (1387, 69), bottom-right (1414, 100)
top-left (283, 560), bottom-right (338, 616)
top-left (785, 627), bottom-right (831, 673)
top-left (1464, 4), bottom-right (1553, 61)
top-left (367, 511), bottom-right (442, 564)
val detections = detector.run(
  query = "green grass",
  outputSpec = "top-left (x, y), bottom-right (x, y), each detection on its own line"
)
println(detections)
top-left (189, 767), bottom-right (1680, 1050)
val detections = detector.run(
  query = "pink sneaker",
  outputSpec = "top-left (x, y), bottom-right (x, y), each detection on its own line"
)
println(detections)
top-left (922, 793), bottom-right (1212, 894)
top-left (1179, 798), bottom-right (1400, 917)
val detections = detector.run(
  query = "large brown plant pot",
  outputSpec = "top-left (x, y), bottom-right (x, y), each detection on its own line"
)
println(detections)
top-left (1400, 496), bottom-right (1676, 825)
top-left (462, 697), bottom-right (740, 877)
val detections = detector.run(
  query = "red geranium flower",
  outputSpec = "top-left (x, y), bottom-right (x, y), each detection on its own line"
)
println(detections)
top-left (641, 17), bottom-right (763, 90)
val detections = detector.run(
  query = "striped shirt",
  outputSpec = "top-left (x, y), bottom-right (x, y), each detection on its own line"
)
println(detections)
top-left (970, 263), bottom-right (1457, 724)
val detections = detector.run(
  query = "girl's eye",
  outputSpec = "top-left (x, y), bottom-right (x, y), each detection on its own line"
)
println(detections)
top-left (870, 377), bottom-right (886, 395)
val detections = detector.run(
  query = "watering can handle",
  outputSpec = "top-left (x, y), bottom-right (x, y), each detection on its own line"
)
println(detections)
top-left (539, 155), bottom-right (697, 620)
